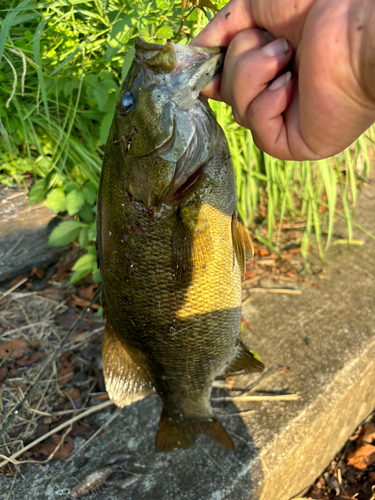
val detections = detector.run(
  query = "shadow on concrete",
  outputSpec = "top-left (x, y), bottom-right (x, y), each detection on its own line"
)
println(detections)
top-left (2, 396), bottom-right (263, 500)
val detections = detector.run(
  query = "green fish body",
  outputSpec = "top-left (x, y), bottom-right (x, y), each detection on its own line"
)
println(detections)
top-left (97, 37), bottom-right (264, 452)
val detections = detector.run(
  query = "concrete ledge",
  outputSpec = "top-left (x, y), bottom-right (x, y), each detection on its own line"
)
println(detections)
top-left (241, 181), bottom-right (375, 499)
top-left (0, 185), bottom-right (65, 283)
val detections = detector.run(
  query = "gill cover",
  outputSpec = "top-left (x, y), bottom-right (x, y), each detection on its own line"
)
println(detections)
top-left (111, 37), bottom-right (224, 207)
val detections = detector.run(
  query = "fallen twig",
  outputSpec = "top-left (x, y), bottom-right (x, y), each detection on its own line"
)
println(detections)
top-left (0, 400), bottom-right (114, 469)
top-left (211, 394), bottom-right (300, 403)
top-left (247, 288), bottom-right (302, 294)
top-left (242, 288), bottom-right (301, 306)
top-left (0, 277), bottom-right (28, 298)
top-left (196, 442), bottom-right (226, 474)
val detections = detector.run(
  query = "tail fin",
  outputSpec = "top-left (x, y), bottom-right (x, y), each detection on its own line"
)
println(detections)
top-left (155, 409), bottom-right (234, 452)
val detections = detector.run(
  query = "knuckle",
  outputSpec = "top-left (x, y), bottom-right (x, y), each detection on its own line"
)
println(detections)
top-left (227, 28), bottom-right (268, 57)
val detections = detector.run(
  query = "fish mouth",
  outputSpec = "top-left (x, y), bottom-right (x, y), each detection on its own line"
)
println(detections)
top-left (163, 163), bottom-right (205, 205)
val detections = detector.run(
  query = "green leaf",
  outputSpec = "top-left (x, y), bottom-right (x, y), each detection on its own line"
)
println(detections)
top-left (33, 18), bottom-right (51, 126)
top-left (0, 0), bottom-right (33, 63)
top-left (78, 202), bottom-right (95, 222)
top-left (88, 224), bottom-right (97, 241)
top-left (48, 220), bottom-right (84, 247)
top-left (93, 77), bottom-right (119, 111)
top-left (66, 189), bottom-right (85, 215)
top-left (78, 226), bottom-right (89, 247)
top-left (83, 183), bottom-right (97, 205)
top-left (63, 79), bottom-right (79, 98)
top-left (45, 188), bottom-right (67, 212)
top-left (70, 269), bottom-right (91, 283)
top-left (17, 158), bottom-right (34, 173)
top-left (99, 110), bottom-right (115, 146)
top-left (92, 267), bottom-right (102, 283)
top-left (83, 74), bottom-right (98, 99)
top-left (155, 26), bottom-right (174, 39)
top-left (106, 19), bottom-right (131, 62)
top-left (121, 46), bottom-right (135, 82)
top-left (29, 179), bottom-right (46, 204)
top-left (0, 177), bottom-right (14, 187)
top-left (72, 252), bottom-right (96, 271)
top-left (34, 156), bottom-right (52, 177)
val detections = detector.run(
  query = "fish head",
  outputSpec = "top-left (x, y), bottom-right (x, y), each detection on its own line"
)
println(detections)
top-left (110, 37), bottom-right (224, 208)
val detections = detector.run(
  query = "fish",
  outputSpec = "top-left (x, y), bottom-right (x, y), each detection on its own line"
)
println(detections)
top-left (97, 36), bottom-right (264, 452)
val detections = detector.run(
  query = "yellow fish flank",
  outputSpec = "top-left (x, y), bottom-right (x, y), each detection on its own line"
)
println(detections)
top-left (97, 37), bottom-right (264, 452)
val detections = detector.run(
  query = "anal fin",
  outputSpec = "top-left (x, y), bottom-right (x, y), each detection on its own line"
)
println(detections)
top-left (221, 338), bottom-right (265, 377)
top-left (102, 322), bottom-right (153, 408)
top-left (231, 210), bottom-right (254, 277)
top-left (155, 409), bottom-right (234, 452)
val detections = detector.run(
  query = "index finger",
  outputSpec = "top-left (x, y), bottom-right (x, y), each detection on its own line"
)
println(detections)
top-left (191, 0), bottom-right (257, 48)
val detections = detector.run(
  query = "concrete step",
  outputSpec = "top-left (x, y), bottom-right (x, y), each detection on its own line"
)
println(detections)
top-left (1, 183), bottom-right (375, 500)
top-left (240, 180), bottom-right (375, 499)
top-left (0, 184), bottom-right (65, 283)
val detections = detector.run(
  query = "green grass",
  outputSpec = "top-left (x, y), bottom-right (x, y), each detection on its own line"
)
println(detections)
top-left (0, 0), bottom-right (373, 282)
top-left (212, 100), bottom-right (375, 259)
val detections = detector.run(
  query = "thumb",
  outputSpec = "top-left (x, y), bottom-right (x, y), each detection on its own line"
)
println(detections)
top-left (190, 0), bottom-right (256, 48)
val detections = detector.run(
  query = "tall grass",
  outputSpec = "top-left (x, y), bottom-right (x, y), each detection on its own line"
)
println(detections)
top-left (0, 0), bottom-right (373, 282)
top-left (212, 101), bottom-right (375, 259)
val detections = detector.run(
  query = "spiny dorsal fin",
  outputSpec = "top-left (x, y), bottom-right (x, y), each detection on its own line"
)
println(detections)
top-left (155, 409), bottom-right (234, 452)
top-left (102, 322), bottom-right (153, 408)
top-left (172, 205), bottom-right (213, 284)
top-left (221, 338), bottom-right (264, 377)
top-left (231, 210), bottom-right (254, 277)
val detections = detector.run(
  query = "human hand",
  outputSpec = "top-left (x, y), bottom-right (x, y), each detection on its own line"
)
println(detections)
top-left (191, 0), bottom-right (375, 161)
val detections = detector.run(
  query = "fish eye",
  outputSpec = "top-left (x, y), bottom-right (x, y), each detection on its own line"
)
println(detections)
top-left (119, 92), bottom-right (134, 112)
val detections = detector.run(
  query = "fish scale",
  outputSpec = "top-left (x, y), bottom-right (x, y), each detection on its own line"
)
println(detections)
top-left (97, 37), bottom-right (264, 452)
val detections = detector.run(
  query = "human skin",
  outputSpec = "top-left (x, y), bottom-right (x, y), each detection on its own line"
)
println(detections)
top-left (191, 0), bottom-right (375, 161)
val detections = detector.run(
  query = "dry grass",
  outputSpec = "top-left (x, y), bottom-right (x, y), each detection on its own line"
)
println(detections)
top-left (0, 287), bottom-right (105, 473)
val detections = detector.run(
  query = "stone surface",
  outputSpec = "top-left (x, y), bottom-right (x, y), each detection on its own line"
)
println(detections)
top-left (1, 183), bottom-right (375, 500)
top-left (242, 181), bottom-right (375, 499)
top-left (0, 184), bottom-right (65, 283)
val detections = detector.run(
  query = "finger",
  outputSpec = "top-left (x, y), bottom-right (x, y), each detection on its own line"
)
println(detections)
top-left (200, 28), bottom-right (273, 101)
top-left (222, 36), bottom-right (293, 124)
top-left (191, 0), bottom-right (257, 48)
top-left (247, 73), bottom-right (320, 160)
top-left (199, 73), bottom-right (222, 101)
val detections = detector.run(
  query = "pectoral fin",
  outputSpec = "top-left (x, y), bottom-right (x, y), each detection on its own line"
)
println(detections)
top-left (231, 210), bottom-right (254, 277)
top-left (172, 205), bottom-right (213, 283)
top-left (221, 338), bottom-right (264, 377)
top-left (102, 322), bottom-right (153, 408)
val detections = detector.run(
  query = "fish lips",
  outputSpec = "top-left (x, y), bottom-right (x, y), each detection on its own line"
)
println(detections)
top-left (135, 37), bottom-right (225, 109)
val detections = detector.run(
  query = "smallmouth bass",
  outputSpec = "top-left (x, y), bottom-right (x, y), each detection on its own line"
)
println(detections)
top-left (97, 37), bottom-right (264, 452)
